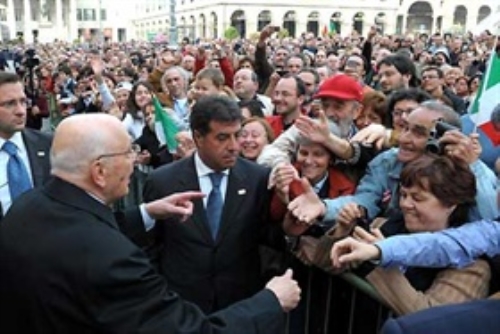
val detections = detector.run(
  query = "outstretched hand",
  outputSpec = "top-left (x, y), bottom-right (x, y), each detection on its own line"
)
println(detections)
top-left (350, 123), bottom-right (388, 150)
top-left (295, 110), bottom-right (332, 144)
top-left (330, 237), bottom-right (381, 269)
top-left (287, 177), bottom-right (325, 225)
top-left (145, 191), bottom-right (205, 221)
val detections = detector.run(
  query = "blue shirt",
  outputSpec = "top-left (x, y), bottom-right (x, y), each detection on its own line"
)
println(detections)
top-left (377, 219), bottom-right (500, 268)
top-left (323, 148), bottom-right (498, 224)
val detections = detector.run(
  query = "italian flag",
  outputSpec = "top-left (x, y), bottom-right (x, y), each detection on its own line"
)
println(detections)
top-left (153, 96), bottom-right (179, 153)
top-left (469, 49), bottom-right (500, 146)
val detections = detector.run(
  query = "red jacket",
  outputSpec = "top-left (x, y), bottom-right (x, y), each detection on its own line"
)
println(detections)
top-left (194, 56), bottom-right (234, 88)
top-left (265, 115), bottom-right (286, 139)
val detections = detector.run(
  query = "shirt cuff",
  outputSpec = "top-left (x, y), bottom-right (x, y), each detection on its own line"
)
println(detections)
top-left (139, 204), bottom-right (156, 231)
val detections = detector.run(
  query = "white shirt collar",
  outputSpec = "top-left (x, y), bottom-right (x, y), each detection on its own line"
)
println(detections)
top-left (194, 153), bottom-right (230, 178)
top-left (312, 173), bottom-right (328, 194)
top-left (0, 131), bottom-right (26, 154)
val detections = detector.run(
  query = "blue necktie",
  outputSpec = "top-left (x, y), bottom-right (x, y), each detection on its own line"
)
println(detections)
top-left (206, 172), bottom-right (224, 240)
top-left (3, 141), bottom-right (32, 201)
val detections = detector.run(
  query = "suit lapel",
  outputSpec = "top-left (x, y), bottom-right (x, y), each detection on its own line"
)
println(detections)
top-left (22, 130), bottom-right (50, 187)
top-left (178, 157), bottom-right (214, 244)
top-left (216, 160), bottom-right (247, 244)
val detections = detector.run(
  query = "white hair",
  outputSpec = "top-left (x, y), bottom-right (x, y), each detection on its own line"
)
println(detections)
top-left (50, 130), bottom-right (111, 174)
top-left (162, 66), bottom-right (190, 91)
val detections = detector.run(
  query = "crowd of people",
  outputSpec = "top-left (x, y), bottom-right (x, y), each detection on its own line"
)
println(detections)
top-left (0, 24), bottom-right (499, 333)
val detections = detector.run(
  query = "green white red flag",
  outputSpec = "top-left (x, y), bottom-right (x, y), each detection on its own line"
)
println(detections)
top-left (469, 48), bottom-right (500, 146)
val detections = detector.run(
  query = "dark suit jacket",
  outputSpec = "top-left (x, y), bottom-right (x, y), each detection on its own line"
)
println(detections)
top-left (0, 177), bottom-right (285, 333)
top-left (382, 299), bottom-right (500, 334)
top-left (0, 129), bottom-right (52, 218)
top-left (22, 129), bottom-right (52, 186)
top-left (143, 156), bottom-right (274, 313)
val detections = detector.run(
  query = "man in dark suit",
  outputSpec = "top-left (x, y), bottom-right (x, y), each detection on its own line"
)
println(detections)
top-left (381, 299), bottom-right (500, 334)
top-left (0, 114), bottom-right (300, 333)
top-left (0, 71), bottom-right (51, 217)
top-left (142, 95), bottom-right (280, 313)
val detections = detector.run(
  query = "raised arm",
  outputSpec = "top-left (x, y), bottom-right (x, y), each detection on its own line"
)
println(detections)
top-left (377, 219), bottom-right (500, 268)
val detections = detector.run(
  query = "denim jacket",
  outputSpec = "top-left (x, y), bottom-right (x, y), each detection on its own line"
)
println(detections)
top-left (323, 148), bottom-right (498, 226)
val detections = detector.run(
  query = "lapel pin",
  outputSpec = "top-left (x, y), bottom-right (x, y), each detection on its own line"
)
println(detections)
top-left (238, 189), bottom-right (246, 195)
top-left (37, 151), bottom-right (45, 157)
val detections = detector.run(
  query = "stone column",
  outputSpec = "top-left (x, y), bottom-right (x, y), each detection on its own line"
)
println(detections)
top-left (40, 0), bottom-right (50, 24)
top-left (399, 15), bottom-right (406, 35)
top-left (55, 0), bottom-right (63, 31)
top-left (67, 0), bottom-right (77, 41)
top-left (6, 0), bottom-right (16, 40)
top-left (466, 14), bottom-right (478, 33)
top-left (23, 0), bottom-right (32, 42)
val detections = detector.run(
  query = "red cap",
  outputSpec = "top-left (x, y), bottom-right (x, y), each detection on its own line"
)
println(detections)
top-left (314, 74), bottom-right (363, 102)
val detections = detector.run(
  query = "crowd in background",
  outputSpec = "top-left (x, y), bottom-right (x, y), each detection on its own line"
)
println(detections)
top-left (0, 23), bottom-right (500, 333)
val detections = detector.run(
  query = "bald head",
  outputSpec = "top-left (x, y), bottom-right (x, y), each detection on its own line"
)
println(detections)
top-left (51, 114), bottom-right (129, 177)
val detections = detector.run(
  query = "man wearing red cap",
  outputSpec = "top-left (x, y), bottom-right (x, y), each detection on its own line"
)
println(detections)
top-left (259, 74), bottom-right (366, 168)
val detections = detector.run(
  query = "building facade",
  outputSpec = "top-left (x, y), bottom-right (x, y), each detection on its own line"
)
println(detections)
top-left (0, 0), bottom-right (497, 43)
top-left (134, 0), bottom-right (499, 41)
top-left (0, 0), bottom-right (136, 43)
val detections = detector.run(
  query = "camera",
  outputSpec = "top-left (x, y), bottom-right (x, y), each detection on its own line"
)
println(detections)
top-left (426, 120), bottom-right (459, 154)
top-left (275, 67), bottom-right (289, 77)
top-left (23, 49), bottom-right (40, 69)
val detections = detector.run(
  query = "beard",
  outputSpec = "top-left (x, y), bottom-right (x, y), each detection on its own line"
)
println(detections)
top-left (329, 117), bottom-right (353, 139)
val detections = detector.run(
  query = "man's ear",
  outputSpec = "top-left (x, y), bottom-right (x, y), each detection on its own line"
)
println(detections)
top-left (402, 73), bottom-right (411, 86)
top-left (90, 160), bottom-right (107, 189)
top-left (192, 130), bottom-right (203, 147)
top-left (298, 94), bottom-right (306, 107)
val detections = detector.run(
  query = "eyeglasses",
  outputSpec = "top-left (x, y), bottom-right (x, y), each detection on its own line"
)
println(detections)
top-left (96, 144), bottom-right (141, 160)
top-left (392, 108), bottom-right (415, 118)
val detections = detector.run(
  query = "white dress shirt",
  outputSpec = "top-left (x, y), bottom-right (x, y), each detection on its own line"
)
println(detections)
top-left (194, 153), bottom-right (229, 207)
top-left (142, 153), bottom-right (230, 231)
top-left (0, 132), bottom-right (34, 213)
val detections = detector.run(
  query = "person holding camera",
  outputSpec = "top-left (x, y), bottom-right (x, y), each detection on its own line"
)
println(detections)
top-left (254, 25), bottom-right (290, 93)
top-left (74, 78), bottom-right (100, 114)
top-left (287, 101), bottom-right (497, 228)
top-left (23, 72), bottom-right (49, 130)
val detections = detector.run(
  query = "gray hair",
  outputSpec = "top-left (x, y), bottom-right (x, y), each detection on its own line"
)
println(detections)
top-left (419, 100), bottom-right (462, 130)
top-left (50, 131), bottom-right (113, 174)
top-left (316, 65), bottom-right (332, 77)
top-left (162, 66), bottom-right (190, 90)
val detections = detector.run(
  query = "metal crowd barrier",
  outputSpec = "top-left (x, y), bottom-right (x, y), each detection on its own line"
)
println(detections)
top-left (284, 263), bottom-right (393, 334)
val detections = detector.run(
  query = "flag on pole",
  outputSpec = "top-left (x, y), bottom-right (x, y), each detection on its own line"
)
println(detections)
top-left (469, 48), bottom-right (500, 146)
top-left (153, 96), bottom-right (179, 152)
